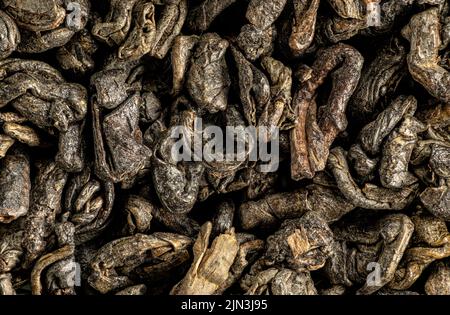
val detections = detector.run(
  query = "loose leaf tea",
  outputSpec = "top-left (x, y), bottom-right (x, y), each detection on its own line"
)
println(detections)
top-left (290, 43), bottom-right (363, 180)
top-left (0, 0), bottom-right (449, 296)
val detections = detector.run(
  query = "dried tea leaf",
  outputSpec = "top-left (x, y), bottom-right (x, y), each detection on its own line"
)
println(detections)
top-left (170, 222), bottom-right (239, 295)
top-left (0, 10), bottom-right (20, 59)
top-left (89, 233), bottom-right (192, 294)
top-left (0, 146), bottom-right (30, 223)
top-left (187, 33), bottom-right (230, 114)
top-left (290, 43), bottom-right (363, 180)
top-left (246, 0), bottom-right (287, 30)
top-left (289, 0), bottom-right (320, 56)
top-left (424, 261), bottom-right (450, 295)
top-left (402, 7), bottom-right (450, 103)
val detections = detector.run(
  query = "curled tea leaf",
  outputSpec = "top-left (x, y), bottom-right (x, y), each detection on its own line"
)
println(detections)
top-left (170, 222), bottom-right (239, 295)
top-left (290, 43), bottom-right (363, 180)
top-left (403, 7), bottom-right (450, 103)
top-left (187, 33), bottom-right (230, 114)
top-left (0, 10), bottom-right (20, 59)
top-left (0, 146), bottom-right (30, 223)
top-left (89, 233), bottom-right (192, 294)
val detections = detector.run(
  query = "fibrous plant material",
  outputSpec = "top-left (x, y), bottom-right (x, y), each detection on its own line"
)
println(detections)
top-left (0, 0), bottom-right (448, 296)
